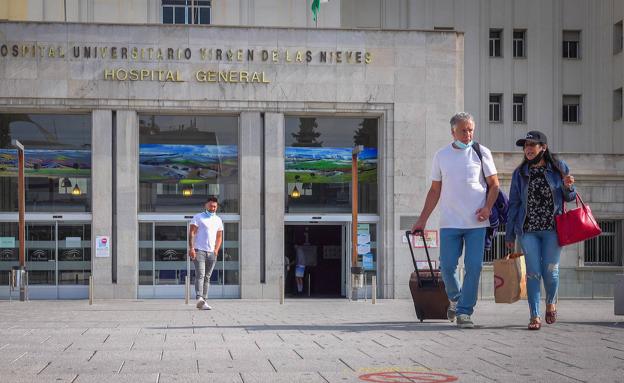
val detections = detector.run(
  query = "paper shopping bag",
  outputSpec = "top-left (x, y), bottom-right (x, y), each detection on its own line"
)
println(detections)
top-left (493, 253), bottom-right (527, 303)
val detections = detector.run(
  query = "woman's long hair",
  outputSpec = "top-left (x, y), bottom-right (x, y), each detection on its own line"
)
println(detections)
top-left (517, 147), bottom-right (565, 178)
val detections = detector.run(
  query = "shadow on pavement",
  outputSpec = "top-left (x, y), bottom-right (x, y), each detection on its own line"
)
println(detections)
top-left (146, 321), bottom-right (529, 332)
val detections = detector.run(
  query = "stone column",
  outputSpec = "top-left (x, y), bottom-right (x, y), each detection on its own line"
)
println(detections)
top-left (239, 112), bottom-right (262, 298)
top-left (263, 112), bottom-right (285, 299)
top-left (91, 110), bottom-right (114, 298)
top-left (114, 110), bottom-right (138, 298)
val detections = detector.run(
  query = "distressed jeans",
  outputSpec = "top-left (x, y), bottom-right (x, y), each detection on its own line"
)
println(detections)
top-left (439, 227), bottom-right (486, 316)
top-left (193, 250), bottom-right (217, 300)
top-left (519, 230), bottom-right (561, 318)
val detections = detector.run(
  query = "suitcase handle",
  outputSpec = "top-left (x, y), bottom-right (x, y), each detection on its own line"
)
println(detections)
top-left (405, 230), bottom-right (437, 283)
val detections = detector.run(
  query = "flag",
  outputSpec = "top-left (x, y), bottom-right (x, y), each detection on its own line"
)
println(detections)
top-left (311, 0), bottom-right (320, 22)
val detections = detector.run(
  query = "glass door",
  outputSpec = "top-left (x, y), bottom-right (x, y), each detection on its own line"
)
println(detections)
top-left (57, 222), bottom-right (91, 298)
top-left (138, 222), bottom-right (189, 298)
top-left (154, 223), bottom-right (188, 297)
top-left (138, 220), bottom-right (240, 299)
top-left (26, 223), bottom-right (57, 299)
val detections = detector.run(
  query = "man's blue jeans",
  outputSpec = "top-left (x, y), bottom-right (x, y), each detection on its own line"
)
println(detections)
top-left (439, 227), bottom-right (486, 316)
top-left (519, 230), bottom-right (561, 318)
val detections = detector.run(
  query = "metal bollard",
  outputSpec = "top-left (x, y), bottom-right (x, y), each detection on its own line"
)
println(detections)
top-left (307, 273), bottom-right (311, 297)
top-left (24, 271), bottom-right (29, 301)
top-left (279, 276), bottom-right (284, 304)
top-left (364, 274), bottom-right (367, 301)
top-left (8, 271), bottom-right (12, 303)
top-left (88, 275), bottom-right (93, 305)
top-left (184, 275), bottom-right (189, 305)
top-left (372, 276), bottom-right (376, 304)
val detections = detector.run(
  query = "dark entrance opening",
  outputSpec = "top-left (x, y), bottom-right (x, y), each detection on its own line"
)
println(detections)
top-left (284, 225), bottom-right (342, 298)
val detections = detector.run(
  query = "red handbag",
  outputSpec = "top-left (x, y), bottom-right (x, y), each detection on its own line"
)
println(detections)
top-left (555, 193), bottom-right (602, 246)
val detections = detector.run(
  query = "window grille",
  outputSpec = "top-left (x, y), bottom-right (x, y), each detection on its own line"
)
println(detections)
top-left (584, 220), bottom-right (623, 265)
top-left (484, 224), bottom-right (507, 263)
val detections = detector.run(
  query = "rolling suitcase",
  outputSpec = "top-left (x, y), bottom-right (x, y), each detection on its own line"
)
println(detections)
top-left (405, 230), bottom-right (450, 322)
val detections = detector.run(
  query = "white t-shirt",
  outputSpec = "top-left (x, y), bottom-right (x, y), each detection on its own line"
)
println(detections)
top-left (190, 212), bottom-right (224, 252)
top-left (431, 143), bottom-right (497, 229)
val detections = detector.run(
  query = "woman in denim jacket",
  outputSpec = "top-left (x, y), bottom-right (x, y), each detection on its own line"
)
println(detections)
top-left (505, 131), bottom-right (576, 330)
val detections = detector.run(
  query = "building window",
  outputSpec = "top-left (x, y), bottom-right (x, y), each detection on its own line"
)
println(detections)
top-left (162, 0), bottom-right (211, 25)
top-left (615, 21), bottom-right (623, 54)
top-left (489, 29), bottom-right (502, 57)
top-left (284, 117), bottom-right (378, 214)
top-left (562, 95), bottom-right (581, 123)
top-left (513, 94), bottom-right (526, 123)
top-left (615, 88), bottom-right (623, 121)
top-left (563, 30), bottom-right (581, 59)
top-left (489, 94), bottom-right (502, 122)
top-left (513, 30), bottom-right (526, 58)
top-left (584, 220), bottom-right (623, 266)
top-left (138, 115), bottom-right (239, 213)
top-left (0, 114), bottom-right (92, 213)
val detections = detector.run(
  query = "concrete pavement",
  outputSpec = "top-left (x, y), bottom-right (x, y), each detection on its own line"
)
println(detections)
top-left (0, 298), bottom-right (622, 383)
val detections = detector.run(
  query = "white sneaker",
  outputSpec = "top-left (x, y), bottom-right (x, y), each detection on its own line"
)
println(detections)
top-left (201, 302), bottom-right (212, 310)
top-left (196, 298), bottom-right (205, 309)
top-left (456, 314), bottom-right (474, 329)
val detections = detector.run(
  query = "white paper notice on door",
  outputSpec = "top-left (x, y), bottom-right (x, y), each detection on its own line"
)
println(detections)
top-left (357, 243), bottom-right (371, 255)
top-left (95, 236), bottom-right (110, 257)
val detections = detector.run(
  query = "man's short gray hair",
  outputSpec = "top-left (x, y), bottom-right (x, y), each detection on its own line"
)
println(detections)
top-left (450, 112), bottom-right (475, 130)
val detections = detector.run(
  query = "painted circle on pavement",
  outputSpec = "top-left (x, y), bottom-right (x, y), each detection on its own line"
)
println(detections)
top-left (359, 371), bottom-right (458, 383)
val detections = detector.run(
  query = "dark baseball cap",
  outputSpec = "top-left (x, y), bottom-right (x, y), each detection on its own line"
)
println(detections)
top-left (516, 130), bottom-right (548, 147)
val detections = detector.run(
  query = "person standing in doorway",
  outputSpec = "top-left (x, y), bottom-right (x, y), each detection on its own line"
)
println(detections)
top-left (294, 240), bottom-right (306, 295)
top-left (189, 197), bottom-right (223, 310)
top-left (411, 112), bottom-right (500, 328)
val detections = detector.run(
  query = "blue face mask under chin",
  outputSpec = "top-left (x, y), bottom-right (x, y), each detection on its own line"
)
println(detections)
top-left (454, 140), bottom-right (474, 149)
top-left (204, 210), bottom-right (215, 217)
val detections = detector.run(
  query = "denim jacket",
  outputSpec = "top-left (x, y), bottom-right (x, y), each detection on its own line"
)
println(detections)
top-left (505, 159), bottom-right (577, 242)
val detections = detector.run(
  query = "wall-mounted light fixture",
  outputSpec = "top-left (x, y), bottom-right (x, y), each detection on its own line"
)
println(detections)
top-left (71, 184), bottom-right (81, 196)
top-left (291, 185), bottom-right (301, 198)
top-left (182, 184), bottom-right (193, 197)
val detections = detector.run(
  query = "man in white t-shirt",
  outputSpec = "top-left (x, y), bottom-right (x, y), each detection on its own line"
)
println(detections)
top-left (189, 197), bottom-right (224, 310)
top-left (411, 112), bottom-right (500, 329)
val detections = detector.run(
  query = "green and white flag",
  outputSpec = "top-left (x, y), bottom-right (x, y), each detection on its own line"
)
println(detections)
top-left (311, 0), bottom-right (320, 22)
top-left (312, 0), bottom-right (328, 23)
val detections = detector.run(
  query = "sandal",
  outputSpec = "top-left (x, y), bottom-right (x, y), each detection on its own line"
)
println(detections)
top-left (545, 309), bottom-right (557, 324)
top-left (528, 318), bottom-right (541, 331)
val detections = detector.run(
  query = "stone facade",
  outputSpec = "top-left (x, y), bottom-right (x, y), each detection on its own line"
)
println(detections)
top-left (0, 21), bottom-right (464, 299)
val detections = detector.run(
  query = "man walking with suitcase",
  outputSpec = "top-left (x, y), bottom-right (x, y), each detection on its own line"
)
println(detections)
top-left (412, 112), bottom-right (500, 328)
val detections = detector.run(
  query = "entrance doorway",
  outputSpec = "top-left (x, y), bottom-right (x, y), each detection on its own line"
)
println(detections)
top-left (284, 224), bottom-right (343, 298)
top-left (0, 221), bottom-right (91, 300)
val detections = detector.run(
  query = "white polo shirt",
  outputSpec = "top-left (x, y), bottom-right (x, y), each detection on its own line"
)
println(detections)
top-left (190, 212), bottom-right (224, 252)
top-left (431, 143), bottom-right (497, 229)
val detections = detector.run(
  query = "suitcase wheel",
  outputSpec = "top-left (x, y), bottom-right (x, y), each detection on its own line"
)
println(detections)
top-left (416, 309), bottom-right (424, 322)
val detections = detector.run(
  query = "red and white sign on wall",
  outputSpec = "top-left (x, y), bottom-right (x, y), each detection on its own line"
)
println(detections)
top-left (412, 230), bottom-right (438, 248)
